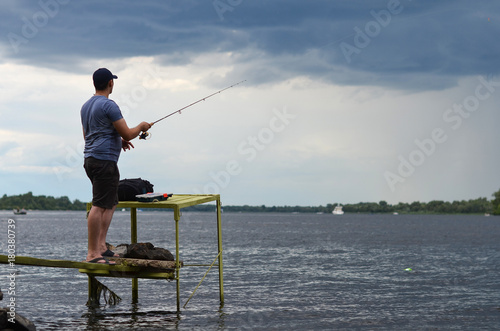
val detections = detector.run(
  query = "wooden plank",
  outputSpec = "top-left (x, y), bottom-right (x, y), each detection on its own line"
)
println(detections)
top-left (0, 255), bottom-right (181, 272)
top-left (78, 269), bottom-right (176, 280)
top-left (1, 254), bottom-right (116, 270)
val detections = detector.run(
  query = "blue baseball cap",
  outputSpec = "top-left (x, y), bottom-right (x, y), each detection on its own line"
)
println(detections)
top-left (93, 68), bottom-right (118, 86)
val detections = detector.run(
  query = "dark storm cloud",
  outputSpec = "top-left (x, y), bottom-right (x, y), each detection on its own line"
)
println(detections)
top-left (1, 0), bottom-right (499, 89)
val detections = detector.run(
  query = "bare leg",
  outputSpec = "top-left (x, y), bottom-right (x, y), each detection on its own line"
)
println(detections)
top-left (98, 206), bottom-right (119, 256)
top-left (86, 205), bottom-right (116, 262)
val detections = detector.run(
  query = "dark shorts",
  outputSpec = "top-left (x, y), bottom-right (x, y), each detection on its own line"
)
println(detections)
top-left (84, 157), bottom-right (120, 209)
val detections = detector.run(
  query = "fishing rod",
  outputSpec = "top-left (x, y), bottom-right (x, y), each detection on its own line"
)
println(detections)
top-left (139, 80), bottom-right (246, 139)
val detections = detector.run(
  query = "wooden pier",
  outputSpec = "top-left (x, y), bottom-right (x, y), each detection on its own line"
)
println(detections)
top-left (0, 194), bottom-right (224, 312)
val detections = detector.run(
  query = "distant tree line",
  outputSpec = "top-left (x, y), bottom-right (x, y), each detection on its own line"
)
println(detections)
top-left (0, 192), bottom-right (86, 211)
top-left (492, 189), bottom-right (500, 215)
top-left (2, 190), bottom-right (500, 214)
top-left (187, 198), bottom-right (495, 215)
top-left (341, 198), bottom-right (493, 214)
top-left (184, 204), bottom-right (341, 213)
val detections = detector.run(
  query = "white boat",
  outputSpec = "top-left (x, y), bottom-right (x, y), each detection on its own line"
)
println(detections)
top-left (332, 205), bottom-right (344, 215)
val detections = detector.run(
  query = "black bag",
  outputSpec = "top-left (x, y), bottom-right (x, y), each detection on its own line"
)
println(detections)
top-left (118, 178), bottom-right (154, 201)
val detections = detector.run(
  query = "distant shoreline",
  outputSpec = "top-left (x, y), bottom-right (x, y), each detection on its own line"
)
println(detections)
top-left (1, 210), bottom-right (495, 217)
top-left (0, 208), bottom-right (495, 216)
top-left (0, 192), bottom-right (497, 215)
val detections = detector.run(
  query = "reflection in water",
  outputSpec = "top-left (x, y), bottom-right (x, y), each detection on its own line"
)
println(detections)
top-left (83, 303), bottom-right (182, 330)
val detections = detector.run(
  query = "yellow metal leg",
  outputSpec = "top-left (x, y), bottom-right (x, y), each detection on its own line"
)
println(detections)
top-left (175, 207), bottom-right (181, 312)
top-left (130, 207), bottom-right (137, 244)
top-left (131, 207), bottom-right (138, 302)
top-left (216, 198), bottom-right (224, 305)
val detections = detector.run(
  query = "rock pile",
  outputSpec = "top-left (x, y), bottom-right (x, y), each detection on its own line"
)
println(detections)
top-left (108, 242), bottom-right (174, 261)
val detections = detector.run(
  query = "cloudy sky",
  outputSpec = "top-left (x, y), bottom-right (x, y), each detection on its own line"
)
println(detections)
top-left (1, 0), bottom-right (500, 206)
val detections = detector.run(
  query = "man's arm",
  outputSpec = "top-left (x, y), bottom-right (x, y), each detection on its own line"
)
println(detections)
top-left (113, 118), bottom-right (151, 141)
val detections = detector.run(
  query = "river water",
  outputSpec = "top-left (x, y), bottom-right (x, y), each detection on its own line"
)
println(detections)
top-left (1, 210), bottom-right (499, 330)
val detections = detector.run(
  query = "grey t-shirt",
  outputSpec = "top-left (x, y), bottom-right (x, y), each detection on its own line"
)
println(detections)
top-left (81, 95), bottom-right (123, 162)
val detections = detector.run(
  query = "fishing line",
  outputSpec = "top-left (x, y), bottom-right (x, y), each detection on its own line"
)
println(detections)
top-left (139, 80), bottom-right (246, 139)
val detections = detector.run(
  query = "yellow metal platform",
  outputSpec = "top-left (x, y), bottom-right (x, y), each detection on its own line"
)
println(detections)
top-left (87, 194), bottom-right (224, 311)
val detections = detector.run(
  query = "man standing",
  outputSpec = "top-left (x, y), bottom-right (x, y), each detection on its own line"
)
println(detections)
top-left (81, 68), bottom-right (152, 264)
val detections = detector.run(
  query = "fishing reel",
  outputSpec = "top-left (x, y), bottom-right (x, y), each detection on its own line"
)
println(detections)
top-left (139, 131), bottom-right (151, 140)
